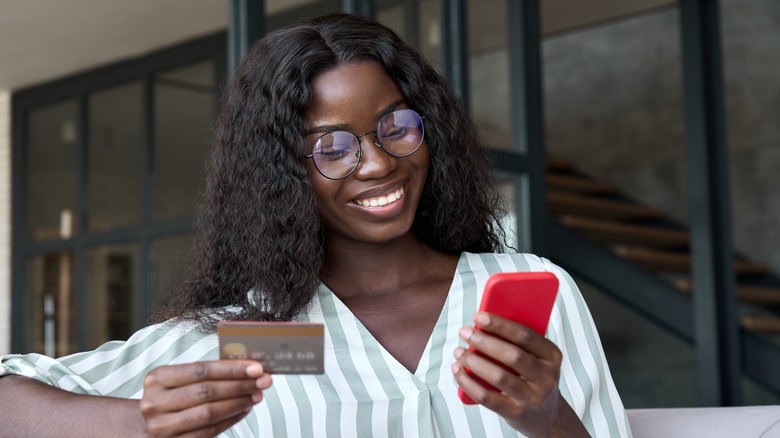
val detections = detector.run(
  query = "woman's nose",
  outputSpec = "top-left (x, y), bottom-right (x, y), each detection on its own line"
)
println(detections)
top-left (353, 134), bottom-right (397, 179)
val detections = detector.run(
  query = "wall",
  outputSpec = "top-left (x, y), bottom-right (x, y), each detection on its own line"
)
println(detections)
top-left (0, 90), bottom-right (10, 355)
top-left (542, 0), bottom-right (780, 276)
top-left (721, 0), bottom-right (780, 273)
top-left (543, 7), bottom-right (688, 225)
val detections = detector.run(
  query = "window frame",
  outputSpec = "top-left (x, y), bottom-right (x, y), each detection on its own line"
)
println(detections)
top-left (11, 32), bottom-right (227, 353)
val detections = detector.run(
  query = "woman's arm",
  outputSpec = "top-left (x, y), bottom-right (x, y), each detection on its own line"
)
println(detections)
top-left (0, 375), bottom-right (145, 437)
top-left (0, 360), bottom-right (272, 438)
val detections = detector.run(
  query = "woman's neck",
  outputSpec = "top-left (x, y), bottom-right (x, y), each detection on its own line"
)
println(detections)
top-left (320, 233), bottom-right (455, 302)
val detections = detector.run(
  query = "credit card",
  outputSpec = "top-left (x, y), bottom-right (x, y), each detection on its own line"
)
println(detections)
top-left (217, 321), bottom-right (325, 374)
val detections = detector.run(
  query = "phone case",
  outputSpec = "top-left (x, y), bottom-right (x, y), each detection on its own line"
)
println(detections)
top-left (458, 271), bottom-right (559, 405)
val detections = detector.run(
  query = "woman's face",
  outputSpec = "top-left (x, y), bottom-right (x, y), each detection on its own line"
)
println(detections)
top-left (304, 62), bottom-right (430, 247)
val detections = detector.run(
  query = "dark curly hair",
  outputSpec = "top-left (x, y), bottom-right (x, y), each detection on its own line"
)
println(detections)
top-left (153, 13), bottom-right (507, 327)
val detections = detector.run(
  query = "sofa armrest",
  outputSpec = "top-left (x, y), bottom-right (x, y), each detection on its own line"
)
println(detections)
top-left (627, 406), bottom-right (780, 438)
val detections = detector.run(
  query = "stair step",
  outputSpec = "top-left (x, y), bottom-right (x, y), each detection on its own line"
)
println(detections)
top-left (546, 156), bottom-right (573, 172)
top-left (547, 174), bottom-right (618, 195)
top-left (548, 192), bottom-right (665, 221)
top-left (741, 316), bottom-right (780, 334)
top-left (673, 279), bottom-right (780, 305)
top-left (613, 246), bottom-right (771, 275)
top-left (558, 215), bottom-right (689, 248)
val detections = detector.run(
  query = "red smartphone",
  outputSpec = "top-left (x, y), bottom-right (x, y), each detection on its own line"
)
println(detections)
top-left (458, 271), bottom-right (559, 405)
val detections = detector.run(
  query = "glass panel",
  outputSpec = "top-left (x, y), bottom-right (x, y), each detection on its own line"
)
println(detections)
top-left (579, 277), bottom-right (699, 408)
top-left (467, 0), bottom-right (510, 150)
top-left (265, 0), bottom-right (340, 33)
top-left (542, 5), bottom-right (697, 407)
top-left (153, 233), bottom-right (193, 306)
top-left (376, 2), bottom-right (406, 39)
top-left (87, 243), bottom-right (141, 348)
top-left (154, 61), bottom-right (215, 220)
top-left (377, 0), bottom-right (438, 64)
top-left (27, 252), bottom-right (76, 356)
top-left (542, 7), bottom-right (688, 224)
top-left (88, 82), bottom-right (143, 232)
top-left (743, 377), bottom-right (780, 406)
top-left (721, 1), bottom-right (780, 404)
top-left (417, 0), bottom-right (441, 67)
top-left (541, 0), bottom-right (676, 35)
top-left (26, 100), bottom-right (79, 241)
top-left (496, 173), bottom-right (528, 252)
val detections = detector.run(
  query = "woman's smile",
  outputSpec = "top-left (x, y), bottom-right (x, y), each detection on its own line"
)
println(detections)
top-left (353, 186), bottom-right (404, 208)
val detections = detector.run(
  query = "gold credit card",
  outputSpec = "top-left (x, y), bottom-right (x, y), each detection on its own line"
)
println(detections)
top-left (217, 322), bottom-right (325, 374)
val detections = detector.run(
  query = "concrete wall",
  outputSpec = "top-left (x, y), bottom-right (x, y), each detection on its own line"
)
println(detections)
top-left (543, 0), bottom-right (780, 275)
top-left (543, 8), bottom-right (688, 224)
top-left (0, 90), bottom-right (10, 356)
top-left (720, 0), bottom-right (780, 273)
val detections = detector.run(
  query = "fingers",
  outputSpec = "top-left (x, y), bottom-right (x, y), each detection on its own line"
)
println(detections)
top-left (144, 360), bottom-right (267, 389)
top-left (474, 312), bottom-right (561, 363)
top-left (453, 359), bottom-right (566, 435)
top-left (453, 312), bottom-right (562, 407)
top-left (144, 397), bottom-right (255, 438)
top-left (453, 347), bottom-right (529, 404)
top-left (452, 357), bottom-right (524, 411)
top-left (140, 360), bottom-right (273, 437)
top-left (144, 375), bottom-right (270, 412)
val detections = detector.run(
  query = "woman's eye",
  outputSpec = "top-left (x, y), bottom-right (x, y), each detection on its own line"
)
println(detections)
top-left (314, 145), bottom-right (351, 161)
top-left (383, 126), bottom-right (408, 140)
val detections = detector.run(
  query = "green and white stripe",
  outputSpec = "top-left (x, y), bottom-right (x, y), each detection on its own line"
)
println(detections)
top-left (1, 252), bottom-right (632, 437)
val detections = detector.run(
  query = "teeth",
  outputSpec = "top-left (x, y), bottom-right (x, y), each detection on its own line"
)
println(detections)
top-left (355, 188), bottom-right (404, 208)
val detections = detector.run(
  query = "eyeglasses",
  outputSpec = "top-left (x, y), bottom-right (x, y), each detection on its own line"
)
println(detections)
top-left (305, 108), bottom-right (424, 180)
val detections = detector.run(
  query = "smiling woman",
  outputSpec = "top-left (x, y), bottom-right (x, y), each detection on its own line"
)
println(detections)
top-left (0, 13), bottom-right (631, 437)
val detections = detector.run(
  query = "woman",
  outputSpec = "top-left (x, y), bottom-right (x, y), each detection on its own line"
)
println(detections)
top-left (0, 13), bottom-right (631, 437)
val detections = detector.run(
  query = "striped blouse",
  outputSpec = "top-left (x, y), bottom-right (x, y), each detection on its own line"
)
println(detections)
top-left (1, 252), bottom-right (632, 437)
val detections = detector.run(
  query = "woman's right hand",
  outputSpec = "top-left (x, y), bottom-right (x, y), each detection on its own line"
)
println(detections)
top-left (139, 360), bottom-right (272, 437)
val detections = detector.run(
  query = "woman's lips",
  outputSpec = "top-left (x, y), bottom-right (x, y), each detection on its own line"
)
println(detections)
top-left (353, 187), bottom-right (405, 207)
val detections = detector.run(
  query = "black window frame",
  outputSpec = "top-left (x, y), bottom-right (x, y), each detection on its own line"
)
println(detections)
top-left (11, 32), bottom-right (227, 353)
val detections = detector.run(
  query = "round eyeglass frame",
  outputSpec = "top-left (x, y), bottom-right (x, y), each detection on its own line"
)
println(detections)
top-left (304, 108), bottom-right (425, 180)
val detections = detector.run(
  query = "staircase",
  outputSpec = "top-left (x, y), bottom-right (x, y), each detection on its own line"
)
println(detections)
top-left (544, 155), bottom-right (780, 394)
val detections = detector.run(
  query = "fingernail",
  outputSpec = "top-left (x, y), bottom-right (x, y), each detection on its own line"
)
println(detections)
top-left (252, 392), bottom-right (263, 403)
top-left (246, 363), bottom-right (264, 376)
top-left (474, 313), bottom-right (490, 327)
top-left (459, 326), bottom-right (473, 340)
top-left (451, 363), bottom-right (460, 374)
top-left (453, 347), bottom-right (464, 359)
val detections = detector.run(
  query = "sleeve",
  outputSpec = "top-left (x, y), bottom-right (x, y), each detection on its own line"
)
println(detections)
top-left (540, 257), bottom-right (634, 438)
top-left (0, 320), bottom-right (219, 399)
top-left (1, 351), bottom-right (107, 396)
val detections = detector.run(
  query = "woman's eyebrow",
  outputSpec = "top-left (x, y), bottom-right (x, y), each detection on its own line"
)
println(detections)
top-left (304, 99), bottom-right (407, 136)
top-left (376, 99), bottom-right (405, 118)
top-left (306, 123), bottom-right (350, 136)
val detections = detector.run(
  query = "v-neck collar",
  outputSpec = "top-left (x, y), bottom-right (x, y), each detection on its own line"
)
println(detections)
top-left (312, 253), bottom-right (466, 379)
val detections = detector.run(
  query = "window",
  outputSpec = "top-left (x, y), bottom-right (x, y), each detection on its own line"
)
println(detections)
top-left (12, 33), bottom-right (226, 354)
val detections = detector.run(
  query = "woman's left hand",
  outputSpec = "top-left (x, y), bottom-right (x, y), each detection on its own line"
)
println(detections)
top-left (452, 312), bottom-right (589, 437)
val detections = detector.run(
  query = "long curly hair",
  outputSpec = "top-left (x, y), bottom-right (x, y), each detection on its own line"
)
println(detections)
top-left (153, 13), bottom-right (507, 327)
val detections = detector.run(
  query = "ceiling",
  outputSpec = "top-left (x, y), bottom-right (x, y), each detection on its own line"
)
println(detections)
top-left (0, 0), bottom-right (675, 92)
top-left (0, 0), bottom-right (309, 91)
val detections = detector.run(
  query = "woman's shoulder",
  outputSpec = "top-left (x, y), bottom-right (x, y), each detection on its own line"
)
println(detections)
top-left (459, 251), bottom-right (564, 274)
top-left (457, 252), bottom-right (579, 299)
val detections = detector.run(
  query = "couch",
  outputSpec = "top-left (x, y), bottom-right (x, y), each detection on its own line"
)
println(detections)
top-left (627, 406), bottom-right (780, 437)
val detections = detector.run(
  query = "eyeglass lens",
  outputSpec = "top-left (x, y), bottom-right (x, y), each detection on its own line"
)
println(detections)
top-left (311, 108), bottom-right (424, 180)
